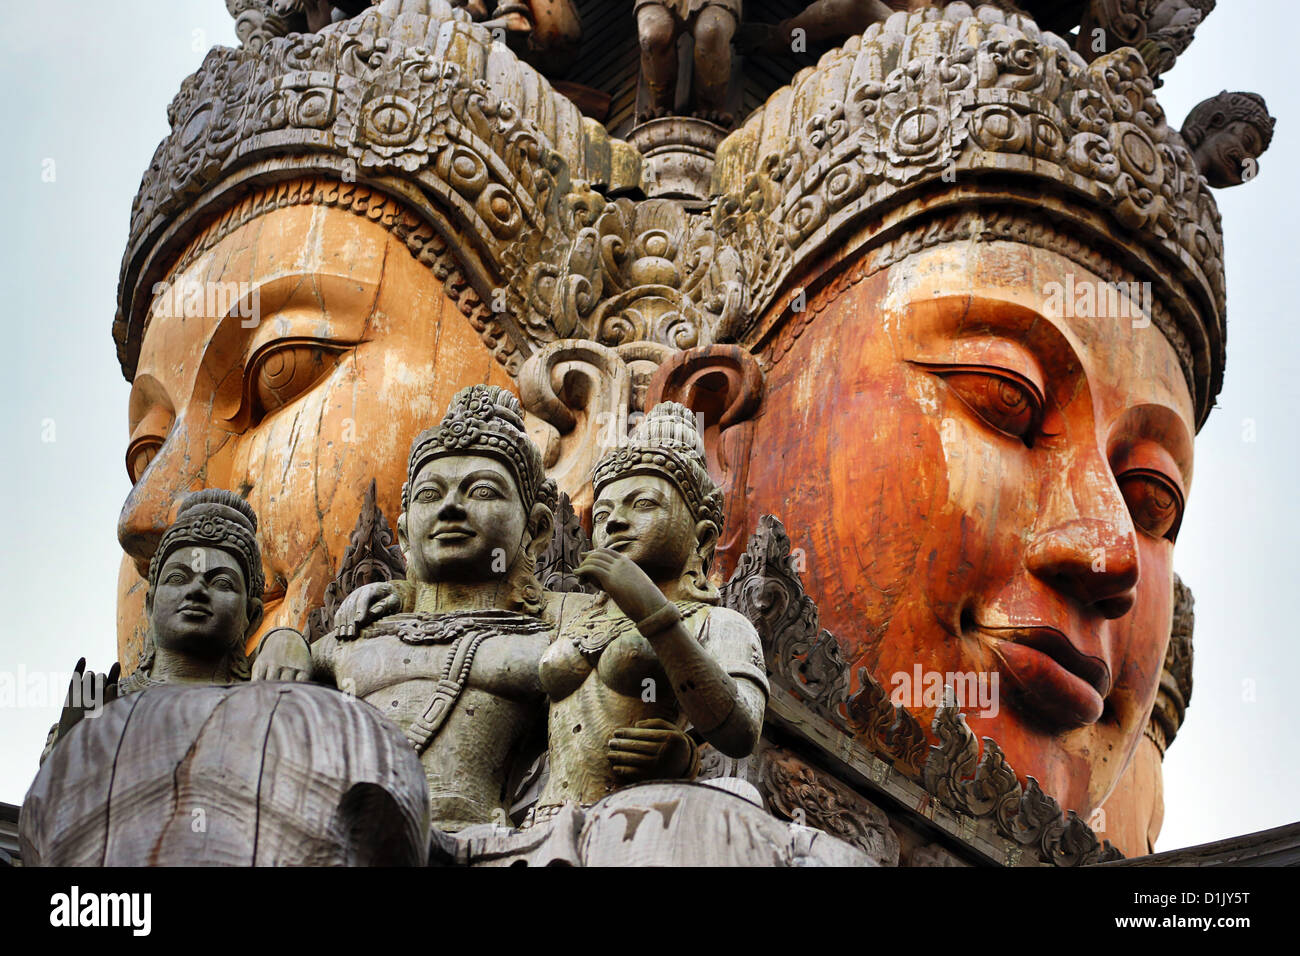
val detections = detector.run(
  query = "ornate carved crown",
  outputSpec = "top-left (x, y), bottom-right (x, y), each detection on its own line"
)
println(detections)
top-left (404, 384), bottom-right (557, 517)
top-left (711, 3), bottom-right (1227, 424)
top-left (593, 402), bottom-right (725, 531)
top-left (115, 0), bottom-right (639, 379)
top-left (148, 489), bottom-right (266, 603)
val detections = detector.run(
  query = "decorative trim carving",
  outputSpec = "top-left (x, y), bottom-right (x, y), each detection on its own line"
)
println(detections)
top-left (719, 515), bottom-right (849, 724)
top-left (761, 744), bottom-right (901, 866)
top-left (536, 492), bottom-right (595, 594)
top-left (305, 479), bottom-right (407, 644)
top-left (921, 687), bottom-right (1124, 865)
top-left (503, 193), bottom-right (746, 354)
top-left (726, 514), bottom-right (1122, 866)
top-left (1147, 572), bottom-right (1194, 755)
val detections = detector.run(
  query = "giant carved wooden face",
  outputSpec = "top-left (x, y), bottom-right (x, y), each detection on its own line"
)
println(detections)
top-left (115, 185), bottom-right (513, 663)
top-left (737, 238), bottom-right (1194, 816)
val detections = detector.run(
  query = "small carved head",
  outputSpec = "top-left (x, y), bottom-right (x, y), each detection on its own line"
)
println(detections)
top-left (591, 402), bottom-right (724, 600)
top-left (142, 490), bottom-right (266, 679)
top-left (398, 385), bottom-right (556, 611)
top-left (1183, 91), bottom-right (1276, 188)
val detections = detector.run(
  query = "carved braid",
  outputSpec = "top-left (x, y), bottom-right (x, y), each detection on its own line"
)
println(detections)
top-left (153, 177), bottom-right (521, 373)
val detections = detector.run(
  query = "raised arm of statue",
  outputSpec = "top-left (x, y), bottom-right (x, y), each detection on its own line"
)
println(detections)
top-left (576, 549), bottom-right (763, 756)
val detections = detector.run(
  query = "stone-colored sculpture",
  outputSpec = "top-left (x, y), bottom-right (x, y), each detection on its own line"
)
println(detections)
top-left (123, 490), bottom-right (267, 691)
top-left (636, 0), bottom-right (743, 125)
top-left (533, 402), bottom-right (768, 816)
top-left (254, 384), bottom-right (571, 830)
top-left (22, 682), bottom-right (430, 866)
top-left (42, 490), bottom-right (268, 762)
top-left (1182, 91), bottom-right (1276, 188)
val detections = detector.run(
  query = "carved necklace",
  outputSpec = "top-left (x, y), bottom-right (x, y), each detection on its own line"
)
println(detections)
top-left (569, 599), bottom-right (707, 661)
top-left (365, 610), bottom-right (549, 645)
top-left (362, 610), bottom-right (548, 756)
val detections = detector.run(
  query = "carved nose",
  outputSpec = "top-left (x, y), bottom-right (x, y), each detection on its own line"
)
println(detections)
top-left (118, 479), bottom-right (181, 578)
top-left (605, 512), bottom-right (630, 534)
top-left (1025, 519), bottom-right (1139, 618)
top-left (437, 498), bottom-right (467, 520)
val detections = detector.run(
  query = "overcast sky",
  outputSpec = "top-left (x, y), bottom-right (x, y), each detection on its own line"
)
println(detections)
top-left (0, 1), bottom-right (1295, 852)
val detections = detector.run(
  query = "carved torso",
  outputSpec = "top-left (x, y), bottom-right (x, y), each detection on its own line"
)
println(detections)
top-left (312, 594), bottom-right (591, 830)
top-left (537, 600), bottom-right (764, 808)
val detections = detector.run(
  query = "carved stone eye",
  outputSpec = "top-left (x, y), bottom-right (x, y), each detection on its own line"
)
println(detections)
top-left (939, 370), bottom-right (1042, 444)
top-left (1118, 470), bottom-right (1183, 541)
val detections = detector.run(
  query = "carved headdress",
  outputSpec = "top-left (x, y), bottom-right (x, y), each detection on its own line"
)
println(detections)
top-left (115, 0), bottom-right (640, 380)
top-left (593, 402), bottom-right (725, 533)
top-left (711, 4), bottom-right (1229, 427)
top-left (404, 385), bottom-right (558, 517)
top-left (148, 489), bottom-right (265, 605)
top-left (127, 489), bottom-right (265, 691)
top-left (1182, 91), bottom-right (1277, 153)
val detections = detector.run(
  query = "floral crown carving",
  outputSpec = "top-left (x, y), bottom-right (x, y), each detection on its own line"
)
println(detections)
top-left (711, 3), bottom-right (1228, 426)
top-left (593, 402), bottom-right (724, 531)
top-left (148, 489), bottom-right (266, 603)
top-left (404, 385), bottom-right (557, 517)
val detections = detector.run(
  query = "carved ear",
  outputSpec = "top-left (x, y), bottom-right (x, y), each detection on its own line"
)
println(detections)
top-left (527, 502), bottom-right (555, 561)
top-left (396, 511), bottom-right (409, 559)
top-left (646, 345), bottom-right (764, 573)
top-left (695, 519), bottom-right (719, 566)
top-left (244, 598), bottom-right (265, 642)
top-left (519, 339), bottom-right (674, 517)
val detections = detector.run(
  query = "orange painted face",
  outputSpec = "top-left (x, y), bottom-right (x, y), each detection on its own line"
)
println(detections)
top-left (740, 239), bottom-right (1194, 815)
top-left (116, 193), bottom-right (512, 664)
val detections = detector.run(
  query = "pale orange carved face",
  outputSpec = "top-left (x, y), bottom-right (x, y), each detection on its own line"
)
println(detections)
top-left (740, 240), bottom-right (1194, 815)
top-left (116, 195), bottom-right (512, 664)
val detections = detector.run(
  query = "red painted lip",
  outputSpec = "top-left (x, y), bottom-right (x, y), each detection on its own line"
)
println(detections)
top-left (979, 625), bottom-right (1110, 729)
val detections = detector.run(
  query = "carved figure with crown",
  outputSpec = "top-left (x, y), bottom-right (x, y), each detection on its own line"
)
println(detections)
top-left (35, 0), bottom-right (1287, 868)
top-left (531, 402), bottom-right (768, 818)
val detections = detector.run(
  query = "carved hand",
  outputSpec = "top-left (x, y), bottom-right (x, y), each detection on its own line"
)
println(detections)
top-left (333, 581), bottom-right (402, 639)
top-left (54, 658), bottom-right (121, 740)
top-left (252, 628), bottom-right (313, 682)
top-left (575, 548), bottom-right (669, 624)
top-left (607, 719), bottom-right (697, 782)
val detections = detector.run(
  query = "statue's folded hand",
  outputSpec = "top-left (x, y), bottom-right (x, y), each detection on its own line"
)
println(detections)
top-left (252, 627), bottom-right (312, 683)
top-left (607, 719), bottom-right (697, 783)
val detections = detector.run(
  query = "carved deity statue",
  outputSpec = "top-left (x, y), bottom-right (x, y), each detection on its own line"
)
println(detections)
top-left (532, 402), bottom-right (768, 817)
top-left (1181, 91), bottom-right (1276, 188)
top-left (636, 0), bottom-right (743, 125)
top-left (254, 385), bottom-right (572, 830)
top-left (42, 490), bottom-right (267, 761)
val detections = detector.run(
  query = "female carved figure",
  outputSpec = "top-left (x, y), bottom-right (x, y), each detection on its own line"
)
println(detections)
top-left (532, 402), bottom-right (768, 818)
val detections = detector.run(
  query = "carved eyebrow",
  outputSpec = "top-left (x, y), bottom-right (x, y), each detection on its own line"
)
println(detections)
top-left (459, 470), bottom-right (510, 489)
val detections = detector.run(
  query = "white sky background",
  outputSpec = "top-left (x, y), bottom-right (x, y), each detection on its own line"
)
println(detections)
top-left (0, 1), bottom-right (1295, 851)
